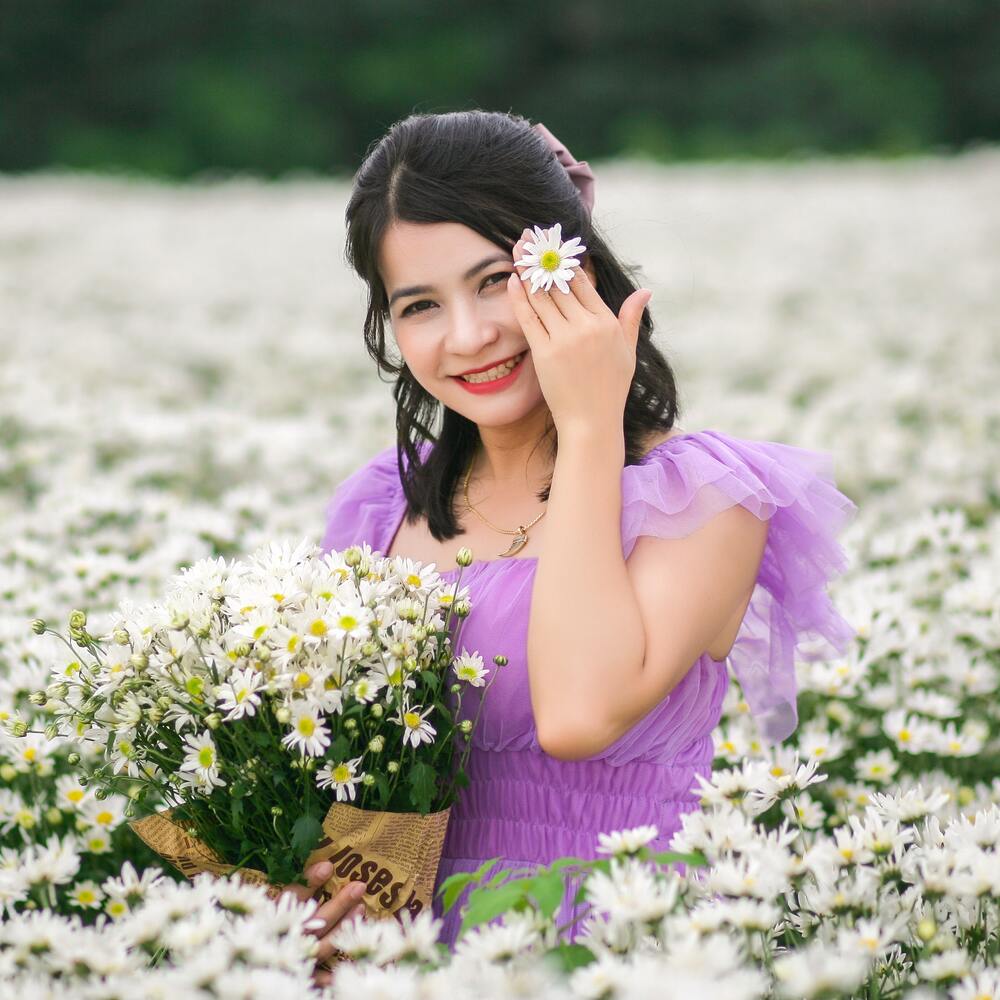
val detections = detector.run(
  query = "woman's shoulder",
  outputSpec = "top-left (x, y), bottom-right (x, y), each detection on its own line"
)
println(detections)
top-left (319, 443), bottom-right (403, 555)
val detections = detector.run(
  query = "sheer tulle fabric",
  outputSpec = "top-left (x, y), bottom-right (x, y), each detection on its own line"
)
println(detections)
top-left (321, 429), bottom-right (858, 746)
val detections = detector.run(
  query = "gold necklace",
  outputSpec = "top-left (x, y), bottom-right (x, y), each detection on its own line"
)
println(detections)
top-left (462, 456), bottom-right (547, 558)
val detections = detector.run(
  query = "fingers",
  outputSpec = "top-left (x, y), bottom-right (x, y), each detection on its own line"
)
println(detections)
top-left (513, 227), bottom-right (592, 328)
top-left (280, 860), bottom-right (334, 903)
top-left (303, 878), bottom-right (368, 939)
top-left (314, 902), bottom-right (366, 964)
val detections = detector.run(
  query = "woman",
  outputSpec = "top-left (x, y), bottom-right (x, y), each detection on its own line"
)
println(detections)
top-left (303, 109), bottom-right (857, 961)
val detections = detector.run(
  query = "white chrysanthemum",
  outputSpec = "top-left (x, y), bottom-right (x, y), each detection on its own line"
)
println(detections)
top-left (514, 223), bottom-right (586, 294)
top-left (67, 879), bottom-right (105, 910)
top-left (217, 666), bottom-right (264, 720)
top-left (281, 703), bottom-right (331, 757)
top-left (179, 731), bottom-right (224, 788)
top-left (316, 756), bottom-right (365, 801)
top-left (452, 650), bottom-right (488, 687)
top-left (397, 705), bottom-right (436, 749)
top-left (596, 825), bottom-right (659, 856)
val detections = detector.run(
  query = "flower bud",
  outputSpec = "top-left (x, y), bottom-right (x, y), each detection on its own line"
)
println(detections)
top-left (69, 610), bottom-right (88, 631)
top-left (387, 761), bottom-right (399, 774)
top-left (455, 547), bottom-right (473, 568)
top-left (256, 645), bottom-right (271, 663)
top-left (412, 626), bottom-right (428, 642)
top-left (344, 718), bottom-right (357, 731)
top-left (368, 736), bottom-right (385, 753)
top-left (28, 691), bottom-right (47, 706)
top-left (271, 805), bottom-right (284, 817)
top-left (390, 643), bottom-right (406, 659)
top-left (493, 654), bottom-right (509, 667)
top-left (67, 752), bottom-right (81, 766)
top-left (45, 807), bottom-right (62, 825)
top-left (147, 706), bottom-right (163, 724)
top-left (30, 618), bottom-right (47, 636)
top-left (95, 787), bottom-right (109, 801)
top-left (233, 642), bottom-right (251, 659)
top-left (459, 720), bottom-right (473, 735)
top-left (361, 641), bottom-right (378, 657)
top-left (275, 707), bottom-right (291, 724)
top-left (112, 627), bottom-right (130, 645)
top-left (170, 611), bottom-right (190, 630)
top-left (44, 723), bottom-right (59, 741)
top-left (453, 600), bottom-right (471, 618)
top-left (48, 682), bottom-right (69, 700)
top-left (450, 684), bottom-right (461, 694)
top-left (157, 696), bottom-right (172, 712)
top-left (12, 720), bottom-right (28, 738)
top-left (916, 918), bottom-right (936, 942)
top-left (362, 773), bottom-right (376, 786)
top-left (204, 713), bottom-right (222, 731)
top-left (344, 546), bottom-right (362, 567)
top-left (0, 764), bottom-right (17, 782)
top-left (369, 703), bottom-right (384, 719)
top-left (129, 653), bottom-right (148, 671)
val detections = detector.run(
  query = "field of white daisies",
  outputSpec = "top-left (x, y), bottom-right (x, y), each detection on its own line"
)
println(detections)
top-left (1, 148), bottom-right (999, 999)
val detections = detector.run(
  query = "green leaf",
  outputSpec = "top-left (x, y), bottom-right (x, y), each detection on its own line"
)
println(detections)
top-left (651, 849), bottom-right (707, 868)
top-left (408, 761), bottom-right (437, 814)
top-left (527, 870), bottom-right (565, 919)
top-left (549, 856), bottom-right (589, 872)
top-left (435, 856), bottom-right (502, 911)
top-left (545, 943), bottom-right (596, 974)
top-left (460, 880), bottom-right (531, 935)
top-left (290, 813), bottom-right (322, 860)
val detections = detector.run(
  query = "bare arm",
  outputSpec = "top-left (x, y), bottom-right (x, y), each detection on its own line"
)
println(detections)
top-left (528, 426), bottom-right (768, 760)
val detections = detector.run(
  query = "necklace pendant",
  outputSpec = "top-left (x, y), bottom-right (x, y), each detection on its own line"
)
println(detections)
top-left (498, 530), bottom-right (529, 558)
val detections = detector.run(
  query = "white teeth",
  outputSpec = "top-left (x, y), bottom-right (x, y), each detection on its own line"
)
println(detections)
top-left (460, 352), bottom-right (525, 383)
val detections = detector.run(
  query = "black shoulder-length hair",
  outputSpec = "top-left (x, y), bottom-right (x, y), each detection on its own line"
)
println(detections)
top-left (344, 108), bottom-right (681, 544)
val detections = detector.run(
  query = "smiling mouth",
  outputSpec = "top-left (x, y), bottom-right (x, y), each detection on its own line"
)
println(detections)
top-left (454, 351), bottom-right (528, 383)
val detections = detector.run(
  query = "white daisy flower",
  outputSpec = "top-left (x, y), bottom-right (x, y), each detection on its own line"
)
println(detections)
top-left (67, 879), bottom-right (105, 910)
top-left (397, 705), bottom-right (436, 749)
top-left (218, 667), bottom-right (264, 720)
top-left (179, 731), bottom-right (224, 788)
top-left (595, 824), bottom-right (659, 856)
top-left (452, 651), bottom-right (489, 687)
top-left (514, 223), bottom-right (586, 294)
top-left (316, 756), bottom-right (365, 802)
top-left (281, 704), bottom-right (331, 757)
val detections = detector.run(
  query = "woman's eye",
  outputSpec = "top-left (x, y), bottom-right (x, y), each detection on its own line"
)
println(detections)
top-left (399, 273), bottom-right (510, 318)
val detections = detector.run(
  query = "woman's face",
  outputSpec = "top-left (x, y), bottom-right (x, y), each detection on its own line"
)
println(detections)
top-left (378, 220), bottom-right (593, 425)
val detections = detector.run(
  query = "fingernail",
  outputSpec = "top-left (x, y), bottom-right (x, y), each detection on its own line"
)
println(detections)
top-left (350, 881), bottom-right (367, 900)
top-left (304, 917), bottom-right (327, 931)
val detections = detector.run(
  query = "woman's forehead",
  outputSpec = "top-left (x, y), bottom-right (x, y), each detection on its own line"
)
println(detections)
top-left (379, 221), bottom-right (502, 283)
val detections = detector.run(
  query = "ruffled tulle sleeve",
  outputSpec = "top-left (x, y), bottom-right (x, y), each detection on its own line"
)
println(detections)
top-left (622, 430), bottom-right (859, 745)
top-left (319, 444), bottom-right (401, 556)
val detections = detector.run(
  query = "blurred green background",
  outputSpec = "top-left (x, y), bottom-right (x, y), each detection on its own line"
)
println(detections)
top-left (2, 0), bottom-right (998, 179)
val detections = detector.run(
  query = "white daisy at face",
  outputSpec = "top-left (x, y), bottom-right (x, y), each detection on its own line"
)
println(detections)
top-left (514, 223), bottom-right (586, 295)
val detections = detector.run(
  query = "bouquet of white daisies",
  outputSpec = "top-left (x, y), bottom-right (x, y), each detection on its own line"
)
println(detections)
top-left (33, 539), bottom-right (502, 919)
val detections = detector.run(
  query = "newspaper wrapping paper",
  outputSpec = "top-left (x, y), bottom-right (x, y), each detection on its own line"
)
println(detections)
top-left (130, 801), bottom-right (452, 918)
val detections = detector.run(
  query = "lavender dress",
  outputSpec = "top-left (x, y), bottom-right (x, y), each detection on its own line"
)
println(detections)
top-left (320, 429), bottom-right (857, 946)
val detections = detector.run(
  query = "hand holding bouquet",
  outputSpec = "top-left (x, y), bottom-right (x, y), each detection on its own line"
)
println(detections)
top-left (36, 539), bottom-right (502, 921)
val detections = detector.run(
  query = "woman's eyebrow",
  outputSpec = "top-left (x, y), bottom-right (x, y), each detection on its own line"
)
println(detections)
top-left (388, 253), bottom-right (511, 308)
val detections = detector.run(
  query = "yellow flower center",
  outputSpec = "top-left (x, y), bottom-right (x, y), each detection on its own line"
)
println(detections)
top-left (333, 764), bottom-right (351, 783)
top-left (89, 836), bottom-right (108, 851)
top-left (338, 614), bottom-right (359, 630)
top-left (540, 249), bottom-right (561, 271)
top-left (898, 728), bottom-right (911, 742)
top-left (272, 593), bottom-right (285, 602)
top-left (403, 712), bottom-right (421, 730)
top-left (96, 810), bottom-right (114, 826)
top-left (297, 716), bottom-right (316, 737)
top-left (23, 748), bottom-right (36, 763)
top-left (309, 619), bottom-right (327, 637)
top-left (406, 574), bottom-right (421, 587)
top-left (286, 635), bottom-right (300, 653)
top-left (294, 671), bottom-right (311, 689)
top-left (197, 747), bottom-right (215, 768)
top-left (67, 789), bottom-right (85, 804)
top-left (77, 889), bottom-right (97, 904)
top-left (253, 624), bottom-right (268, 640)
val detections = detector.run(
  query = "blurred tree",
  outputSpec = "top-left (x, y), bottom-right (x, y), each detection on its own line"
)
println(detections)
top-left (0, 0), bottom-right (996, 177)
